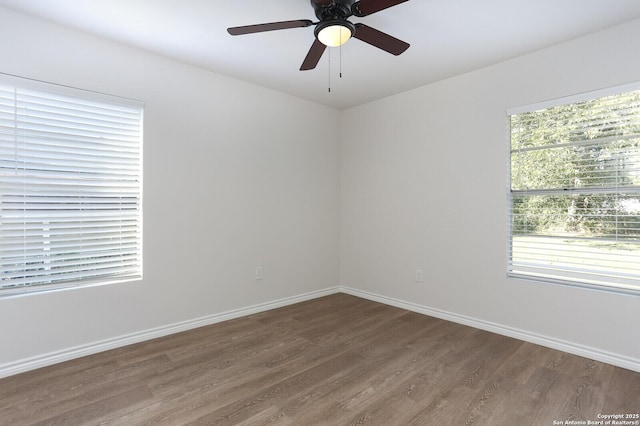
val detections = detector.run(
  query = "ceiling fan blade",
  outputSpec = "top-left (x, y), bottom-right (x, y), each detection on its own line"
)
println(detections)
top-left (227, 19), bottom-right (314, 36)
top-left (300, 39), bottom-right (327, 71)
top-left (352, 0), bottom-right (409, 17)
top-left (353, 23), bottom-right (409, 55)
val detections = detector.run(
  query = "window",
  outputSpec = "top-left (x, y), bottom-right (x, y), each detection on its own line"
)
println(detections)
top-left (508, 84), bottom-right (640, 293)
top-left (0, 74), bottom-right (143, 295)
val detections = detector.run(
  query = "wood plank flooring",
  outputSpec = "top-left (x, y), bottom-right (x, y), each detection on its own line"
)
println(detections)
top-left (1, 293), bottom-right (639, 425)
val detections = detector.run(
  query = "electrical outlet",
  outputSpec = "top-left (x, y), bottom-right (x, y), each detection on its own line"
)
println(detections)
top-left (415, 268), bottom-right (424, 283)
top-left (255, 266), bottom-right (264, 280)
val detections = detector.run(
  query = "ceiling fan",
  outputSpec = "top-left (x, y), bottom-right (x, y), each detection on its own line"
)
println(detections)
top-left (227, 0), bottom-right (410, 71)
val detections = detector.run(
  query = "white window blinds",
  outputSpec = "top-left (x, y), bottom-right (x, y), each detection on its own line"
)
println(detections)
top-left (0, 75), bottom-right (143, 295)
top-left (508, 84), bottom-right (640, 293)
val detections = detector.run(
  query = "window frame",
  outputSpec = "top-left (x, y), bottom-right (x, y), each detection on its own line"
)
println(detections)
top-left (0, 73), bottom-right (143, 297)
top-left (507, 82), bottom-right (640, 295)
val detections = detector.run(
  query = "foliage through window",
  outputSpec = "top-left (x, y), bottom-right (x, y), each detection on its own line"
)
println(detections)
top-left (0, 74), bottom-right (143, 295)
top-left (508, 84), bottom-right (640, 293)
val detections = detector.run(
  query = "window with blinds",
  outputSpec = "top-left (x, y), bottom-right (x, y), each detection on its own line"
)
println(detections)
top-left (0, 74), bottom-right (143, 296)
top-left (508, 84), bottom-right (640, 293)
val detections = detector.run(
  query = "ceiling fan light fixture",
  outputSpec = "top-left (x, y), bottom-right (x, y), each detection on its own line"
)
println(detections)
top-left (315, 20), bottom-right (355, 47)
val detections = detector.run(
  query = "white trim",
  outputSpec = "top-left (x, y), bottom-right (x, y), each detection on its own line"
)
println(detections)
top-left (0, 286), bottom-right (341, 379)
top-left (506, 80), bottom-right (640, 115)
top-left (2, 285), bottom-right (638, 378)
top-left (341, 286), bottom-right (640, 373)
top-left (0, 71), bottom-right (144, 107)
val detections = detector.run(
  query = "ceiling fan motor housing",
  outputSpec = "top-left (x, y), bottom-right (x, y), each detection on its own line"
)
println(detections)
top-left (311, 0), bottom-right (357, 21)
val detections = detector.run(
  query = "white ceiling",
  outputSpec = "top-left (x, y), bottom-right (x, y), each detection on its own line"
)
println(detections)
top-left (2, 0), bottom-right (640, 109)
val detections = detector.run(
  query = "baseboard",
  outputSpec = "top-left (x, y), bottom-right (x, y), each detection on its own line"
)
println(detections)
top-left (341, 286), bottom-right (640, 373)
top-left (0, 286), bottom-right (341, 379)
top-left (4, 285), bottom-right (637, 378)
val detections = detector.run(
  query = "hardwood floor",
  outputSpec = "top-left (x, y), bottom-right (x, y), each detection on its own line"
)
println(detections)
top-left (1, 293), bottom-right (638, 425)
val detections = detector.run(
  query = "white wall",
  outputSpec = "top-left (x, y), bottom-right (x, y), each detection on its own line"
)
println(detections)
top-left (0, 8), bottom-right (340, 373)
top-left (341, 19), bottom-right (640, 368)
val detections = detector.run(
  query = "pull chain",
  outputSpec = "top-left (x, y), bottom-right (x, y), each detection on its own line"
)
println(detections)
top-left (328, 47), bottom-right (331, 93)
top-left (340, 40), bottom-right (343, 78)
top-left (328, 27), bottom-right (347, 92)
